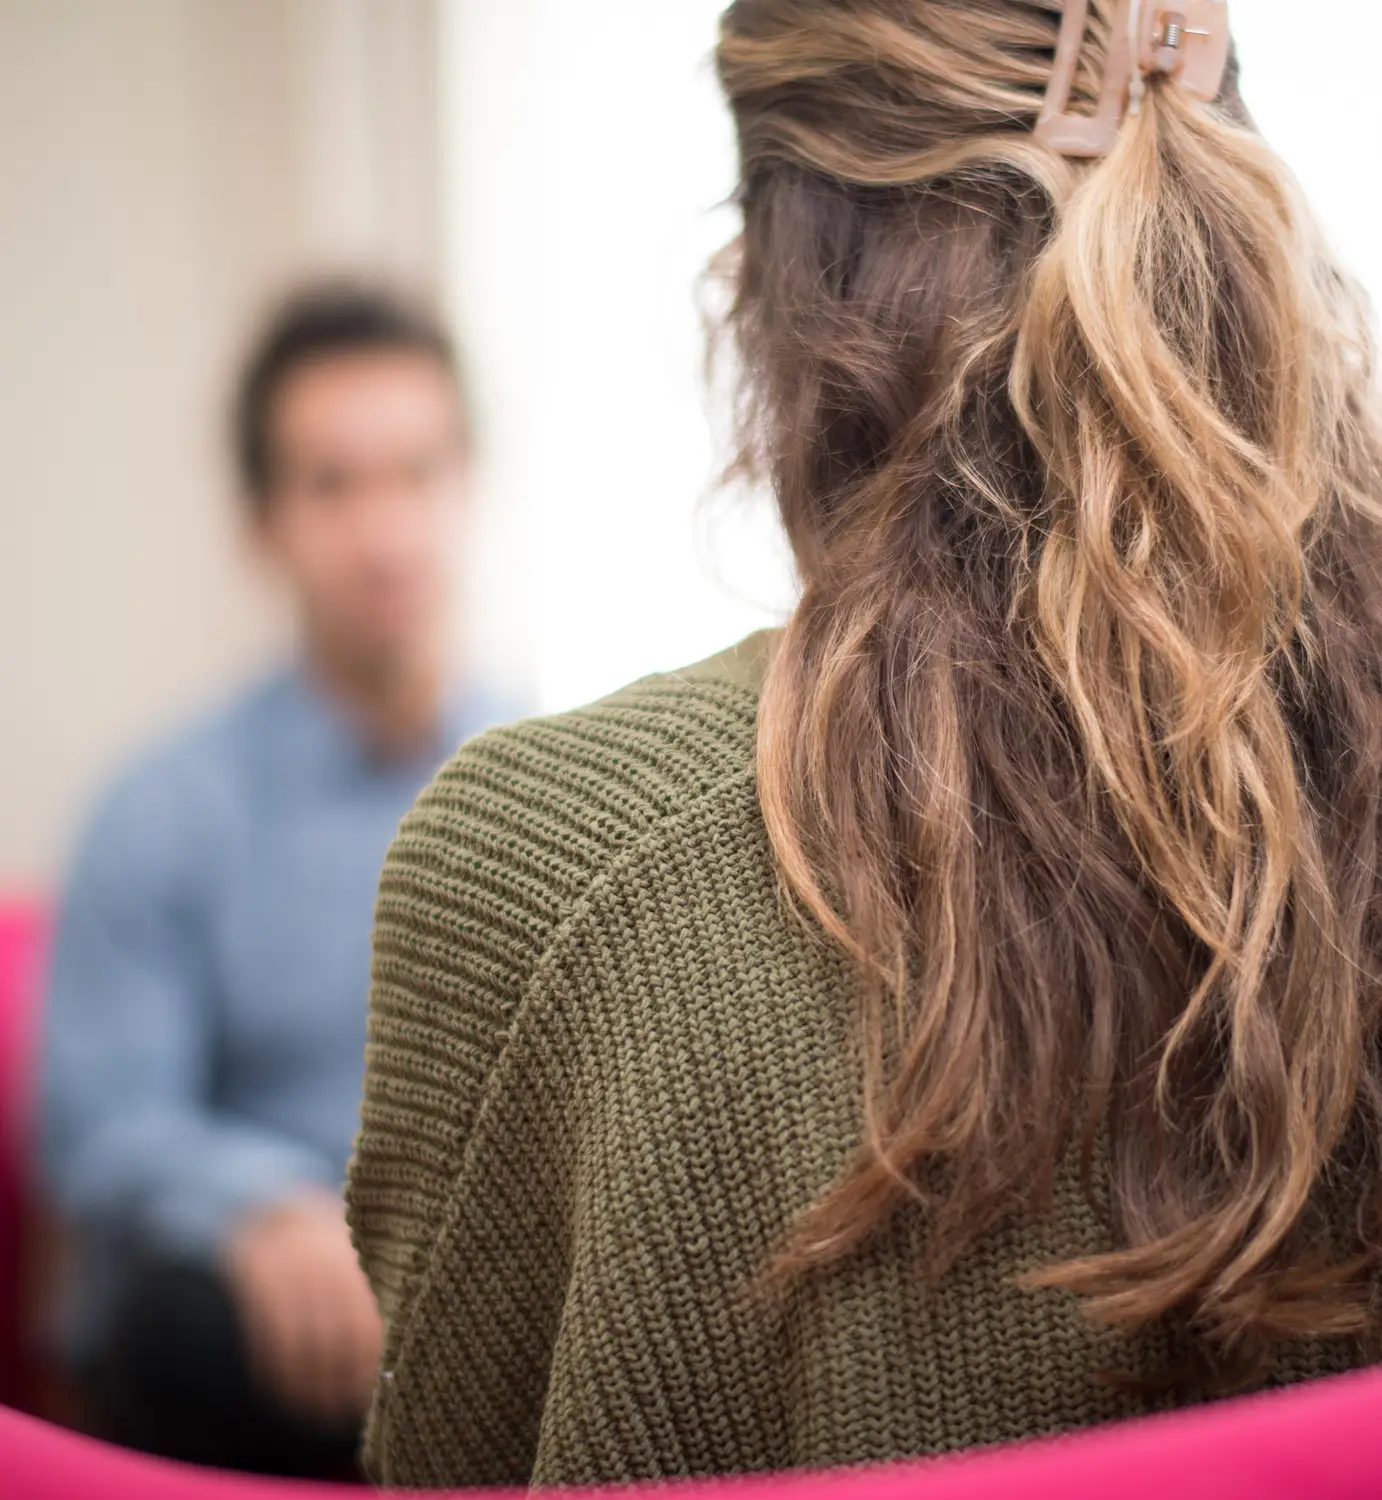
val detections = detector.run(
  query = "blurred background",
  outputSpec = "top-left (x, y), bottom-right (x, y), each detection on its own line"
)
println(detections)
top-left (0, 0), bottom-right (1379, 893)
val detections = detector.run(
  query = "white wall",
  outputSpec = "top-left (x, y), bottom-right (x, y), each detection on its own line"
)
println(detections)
top-left (0, 0), bottom-right (444, 887)
top-left (442, 0), bottom-right (796, 715)
top-left (443, 0), bottom-right (1382, 718)
top-left (1234, 2), bottom-right (1382, 292)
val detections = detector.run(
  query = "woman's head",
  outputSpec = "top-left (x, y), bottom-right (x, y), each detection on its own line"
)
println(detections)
top-left (719, 1), bottom-right (1382, 1378)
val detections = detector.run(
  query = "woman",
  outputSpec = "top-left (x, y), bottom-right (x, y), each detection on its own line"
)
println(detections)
top-left (347, 1), bottom-right (1382, 1487)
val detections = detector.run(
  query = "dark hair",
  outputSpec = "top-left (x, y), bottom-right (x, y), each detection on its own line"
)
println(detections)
top-left (233, 282), bottom-right (463, 507)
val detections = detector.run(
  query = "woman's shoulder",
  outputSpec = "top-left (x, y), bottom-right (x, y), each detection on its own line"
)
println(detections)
top-left (375, 630), bottom-right (778, 985)
top-left (408, 629), bottom-right (777, 869)
top-left (354, 633), bottom-right (780, 1348)
top-left (483, 625), bottom-right (774, 752)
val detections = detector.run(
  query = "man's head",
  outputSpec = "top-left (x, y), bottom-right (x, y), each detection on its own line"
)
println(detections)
top-left (234, 284), bottom-right (470, 687)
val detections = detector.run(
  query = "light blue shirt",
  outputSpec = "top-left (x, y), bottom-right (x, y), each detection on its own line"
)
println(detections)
top-left (40, 666), bottom-right (512, 1354)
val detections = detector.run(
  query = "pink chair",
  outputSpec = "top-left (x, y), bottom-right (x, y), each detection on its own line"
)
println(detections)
top-left (6, 1366), bottom-right (1382, 1500)
top-left (0, 898), bottom-right (51, 1410)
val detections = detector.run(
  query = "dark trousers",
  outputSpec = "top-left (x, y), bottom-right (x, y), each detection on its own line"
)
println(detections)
top-left (85, 1259), bottom-right (362, 1480)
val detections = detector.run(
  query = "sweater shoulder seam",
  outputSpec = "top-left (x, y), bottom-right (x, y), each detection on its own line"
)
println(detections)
top-left (374, 757), bottom-right (764, 1460)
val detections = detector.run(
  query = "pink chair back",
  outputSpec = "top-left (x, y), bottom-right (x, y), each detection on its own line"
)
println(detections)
top-left (6, 1366), bottom-right (1382, 1499)
top-left (0, 898), bottom-right (50, 1407)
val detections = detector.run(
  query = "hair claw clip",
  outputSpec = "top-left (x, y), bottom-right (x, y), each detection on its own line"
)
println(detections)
top-left (1035, 0), bottom-right (1231, 159)
top-left (1138, 2), bottom-right (1231, 98)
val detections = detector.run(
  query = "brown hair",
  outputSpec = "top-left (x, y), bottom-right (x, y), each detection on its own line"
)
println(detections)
top-left (718, 0), bottom-right (1382, 1377)
top-left (233, 281), bottom-right (464, 509)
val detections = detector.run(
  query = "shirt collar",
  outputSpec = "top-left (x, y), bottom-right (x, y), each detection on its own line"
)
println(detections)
top-left (278, 661), bottom-right (472, 782)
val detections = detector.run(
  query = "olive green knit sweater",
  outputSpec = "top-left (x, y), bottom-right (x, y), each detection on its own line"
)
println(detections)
top-left (346, 632), bottom-right (1359, 1491)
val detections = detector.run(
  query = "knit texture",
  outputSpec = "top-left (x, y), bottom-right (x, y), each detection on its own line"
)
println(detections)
top-left (346, 632), bottom-right (1362, 1491)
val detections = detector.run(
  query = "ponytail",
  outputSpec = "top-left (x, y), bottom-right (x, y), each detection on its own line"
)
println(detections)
top-left (1009, 81), bottom-right (1375, 1343)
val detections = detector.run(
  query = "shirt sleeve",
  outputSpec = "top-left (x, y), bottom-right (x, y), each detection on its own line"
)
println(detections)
top-left (39, 768), bottom-right (337, 1260)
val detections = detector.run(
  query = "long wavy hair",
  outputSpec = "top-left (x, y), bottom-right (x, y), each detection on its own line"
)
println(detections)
top-left (718, 0), bottom-right (1382, 1377)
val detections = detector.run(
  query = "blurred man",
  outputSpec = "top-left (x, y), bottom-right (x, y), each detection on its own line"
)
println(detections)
top-left (40, 285), bottom-right (513, 1476)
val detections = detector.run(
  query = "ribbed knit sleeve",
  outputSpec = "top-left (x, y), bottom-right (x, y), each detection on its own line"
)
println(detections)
top-left (347, 731), bottom-right (558, 1335)
top-left (346, 651), bottom-right (771, 1483)
top-left (348, 713), bottom-right (671, 1328)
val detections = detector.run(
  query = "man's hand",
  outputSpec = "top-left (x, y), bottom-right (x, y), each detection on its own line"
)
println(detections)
top-left (223, 1192), bottom-right (383, 1427)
